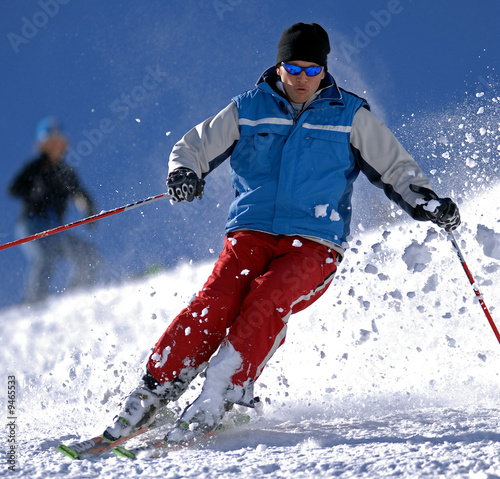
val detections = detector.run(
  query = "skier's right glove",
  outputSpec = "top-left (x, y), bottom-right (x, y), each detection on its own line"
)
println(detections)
top-left (167, 168), bottom-right (205, 202)
top-left (410, 184), bottom-right (461, 231)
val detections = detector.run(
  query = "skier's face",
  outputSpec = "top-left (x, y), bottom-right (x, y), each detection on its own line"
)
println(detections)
top-left (277, 60), bottom-right (325, 104)
top-left (38, 135), bottom-right (68, 162)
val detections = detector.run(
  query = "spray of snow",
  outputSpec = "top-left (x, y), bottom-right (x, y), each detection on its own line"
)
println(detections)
top-left (1, 184), bottom-right (500, 477)
top-left (1, 86), bottom-right (500, 478)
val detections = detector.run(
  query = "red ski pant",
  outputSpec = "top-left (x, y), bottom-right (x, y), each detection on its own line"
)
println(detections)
top-left (148, 230), bottom-right (338, 387)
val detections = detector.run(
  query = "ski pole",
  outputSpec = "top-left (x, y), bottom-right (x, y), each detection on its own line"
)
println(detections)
top-left (0, 192), bottom-right (171, 252)
top-left (448, 230), bottom-right (500, 345)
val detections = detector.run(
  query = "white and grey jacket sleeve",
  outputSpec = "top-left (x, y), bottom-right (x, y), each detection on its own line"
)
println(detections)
top-left (350, 107), bottom-right (432, 218)
top-left (168, 102), bottom-right (240, 178)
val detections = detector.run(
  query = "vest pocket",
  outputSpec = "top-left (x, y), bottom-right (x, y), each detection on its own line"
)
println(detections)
top-left (303, 128), bottom-right (350, 145)
top-left (232, 132), bottom-right (286, 177)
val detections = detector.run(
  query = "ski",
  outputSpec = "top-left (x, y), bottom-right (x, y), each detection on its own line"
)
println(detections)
top-left (56, 428), bottom-right (149, 460)
top-left (55, 408), bottom-right (177, 460)
top-left (113, 410), bottom-right (251, 459)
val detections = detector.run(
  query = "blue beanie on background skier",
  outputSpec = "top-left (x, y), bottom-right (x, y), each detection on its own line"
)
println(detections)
top-left (35, 116), bottom-right (64, 143)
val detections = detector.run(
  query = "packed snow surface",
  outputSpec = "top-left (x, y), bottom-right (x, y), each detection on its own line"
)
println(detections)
top-left (2, 185), bottom-right (500, 477)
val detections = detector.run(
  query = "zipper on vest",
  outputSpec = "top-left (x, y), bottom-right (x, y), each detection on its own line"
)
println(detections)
top-left (279, 99), bottom-right (300, 124)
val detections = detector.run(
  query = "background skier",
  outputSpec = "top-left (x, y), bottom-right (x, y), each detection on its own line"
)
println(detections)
top-left (104, 22), bottom-right (460, 443)
top-left (9, 117), bottom-right (99, 303)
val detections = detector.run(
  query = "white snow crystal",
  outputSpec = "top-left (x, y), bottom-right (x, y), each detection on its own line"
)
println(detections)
top-left (476, 92), bottom-right (484, 97)
top-left (476, 224), bottom-right (500, 260)
top-left (152, 346), bottom-right (171, 368)
top-left (201, 307), bottom-right (209, 317)
top-left (241, 269), bottom-right (250, 275)
top-left (465, 132), bottom-right (475, 143)
top-left (423, 273), bottom-right (439, 293)
top-left (329, 209), bottom-right (340, 222)
top-left (423, 199), bottom-right (440, 213)
top-left (230, 237), bottom-right (237, 246)
top-left (292, 239), bottom-right (303, 247)
top-left (314, 204), bottom-right (329, 218)
top-left (365, 264), bottom-right (378, 274)
top-left (477, 107), bottom-right (484, 114)
top-left (441, 151), bottom-right (450, 159)
top-left (402, 240), bottom-right (432, 273)
top-left (466, 158), bottom-right (477, 168)
top-left (185, 327), bottom-right (191, 336)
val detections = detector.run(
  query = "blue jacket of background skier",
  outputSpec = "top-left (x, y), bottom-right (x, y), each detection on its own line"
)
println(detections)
top-left (225, 66), bottom-right (369, 248)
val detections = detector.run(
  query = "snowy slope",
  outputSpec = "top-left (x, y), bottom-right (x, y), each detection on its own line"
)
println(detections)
top-left (2, 182), bottom-right (500, 478)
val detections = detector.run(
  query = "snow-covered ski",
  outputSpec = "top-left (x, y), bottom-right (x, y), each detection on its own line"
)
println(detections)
top-left (55, 408), bottom-right (177, 460)
top-left (113, 410), bottom-right (251, 459)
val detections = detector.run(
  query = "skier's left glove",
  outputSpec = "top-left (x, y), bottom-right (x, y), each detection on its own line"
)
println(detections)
top-left (167, 167), bottom-right (205, 202)
top-left (410, 184), bottom-right (461, 232)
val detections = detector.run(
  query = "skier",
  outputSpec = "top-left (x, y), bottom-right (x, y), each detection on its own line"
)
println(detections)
top-left (104, 23), bottom-right (460, 443)
top-left (9, 117), bottom-right (99, 303)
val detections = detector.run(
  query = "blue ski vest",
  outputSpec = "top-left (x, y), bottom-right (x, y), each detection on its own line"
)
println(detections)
top-left (226, 68), bottom-right (369, 248)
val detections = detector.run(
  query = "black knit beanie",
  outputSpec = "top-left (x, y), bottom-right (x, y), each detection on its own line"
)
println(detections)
top-left (276, 23), bottom-right (331, 68)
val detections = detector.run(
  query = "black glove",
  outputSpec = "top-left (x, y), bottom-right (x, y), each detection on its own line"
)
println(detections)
top-left (167, 168), bottom-right (205, 202)
top-left (410, 184), bottom-right (461, 231)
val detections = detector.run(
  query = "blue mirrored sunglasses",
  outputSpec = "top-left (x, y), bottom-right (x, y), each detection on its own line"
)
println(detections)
top-left (281, 62), bottom-right (324, 77)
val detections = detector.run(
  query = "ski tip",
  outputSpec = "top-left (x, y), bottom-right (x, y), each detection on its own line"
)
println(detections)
top-left (113, 446), bottom-right (136, 460)
top-left (55, 445), bottom-right (81, 460)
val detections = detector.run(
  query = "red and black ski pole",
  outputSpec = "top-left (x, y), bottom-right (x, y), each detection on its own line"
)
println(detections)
top-left (448, 230), bottom-right (500, 345)
top-left (0, 192), bottom-right (171, 252)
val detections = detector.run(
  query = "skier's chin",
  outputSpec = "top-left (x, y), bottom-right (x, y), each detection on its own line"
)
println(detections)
top-left (291, 89), bottom-right (310, 103)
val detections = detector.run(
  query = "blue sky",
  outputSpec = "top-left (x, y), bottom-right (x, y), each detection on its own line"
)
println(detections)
top-left (0, 0), bottom-right (498, 308)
